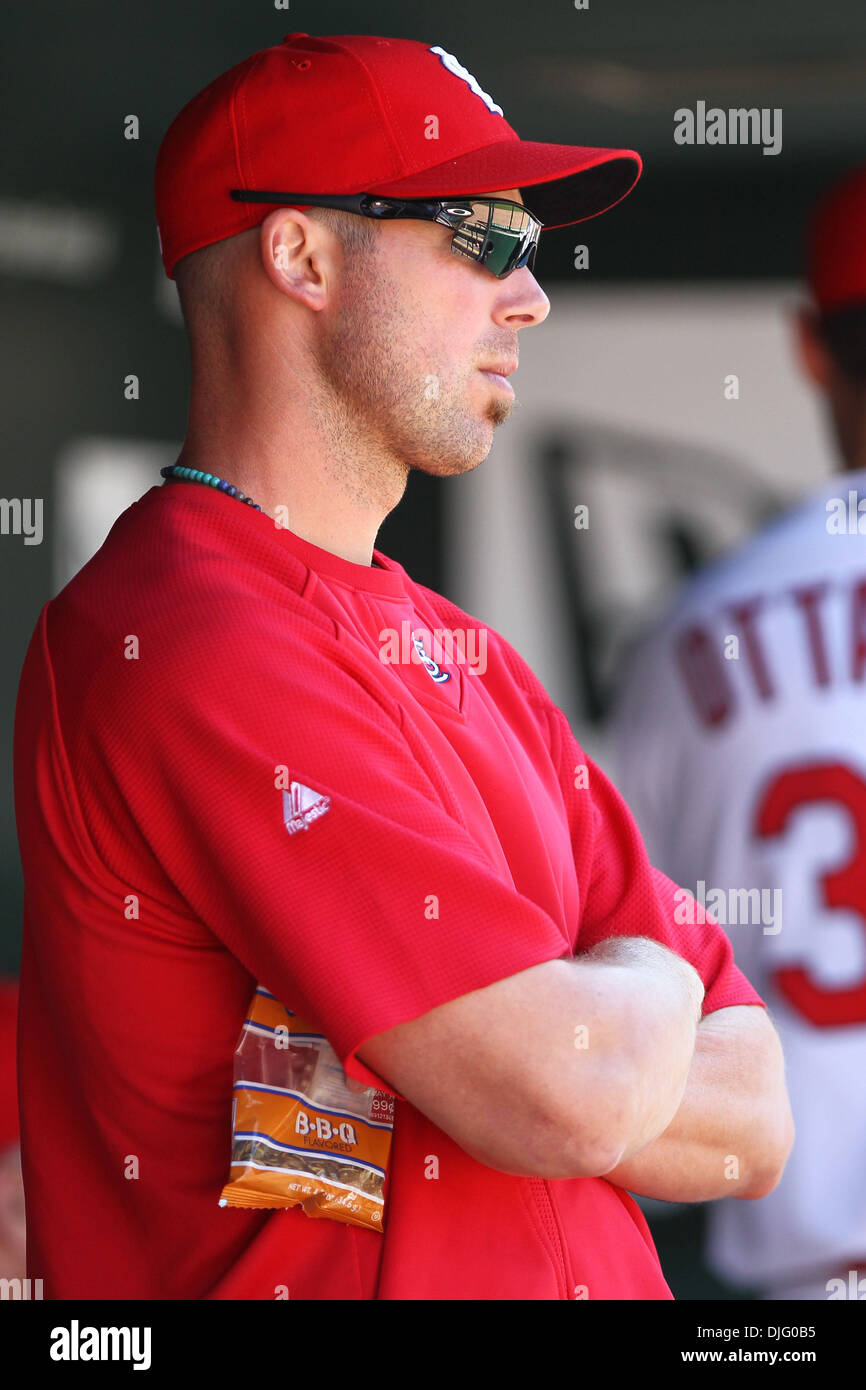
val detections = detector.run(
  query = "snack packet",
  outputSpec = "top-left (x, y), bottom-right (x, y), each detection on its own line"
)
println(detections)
top-left (219, 986), bottom-right (395, 1232)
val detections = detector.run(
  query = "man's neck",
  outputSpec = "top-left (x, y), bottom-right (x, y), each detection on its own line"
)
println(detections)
top-left (176, 343), bottom-right (416, 564)
top-left (175, 436), bottom-right (405, 568)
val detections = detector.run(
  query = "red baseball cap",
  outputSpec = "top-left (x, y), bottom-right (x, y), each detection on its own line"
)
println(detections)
top-left (155, 32), bottom-right (642, 279)
top-left (807, 165), bottom-right (866, 314)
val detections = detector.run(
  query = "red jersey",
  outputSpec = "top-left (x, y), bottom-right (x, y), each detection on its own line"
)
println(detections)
top-left (13, 482), bottom-right (763, 1300)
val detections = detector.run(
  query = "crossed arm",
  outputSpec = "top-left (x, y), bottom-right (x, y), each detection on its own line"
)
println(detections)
top-left (359, 935), bottom-right (794, 1194)
top-left (603, 1001), bottom-right (795, 1202)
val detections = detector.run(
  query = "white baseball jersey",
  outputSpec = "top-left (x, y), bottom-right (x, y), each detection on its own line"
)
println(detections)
top-left (611, 469), bottom-right (866, 1290)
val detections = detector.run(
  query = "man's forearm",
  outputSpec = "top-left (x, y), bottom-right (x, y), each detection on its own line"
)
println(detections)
top-left (602, 1004), bottom-right (794, 1201)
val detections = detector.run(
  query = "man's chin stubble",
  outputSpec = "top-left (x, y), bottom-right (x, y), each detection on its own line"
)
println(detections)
top-left (488, 397), bottom-right (514, 428)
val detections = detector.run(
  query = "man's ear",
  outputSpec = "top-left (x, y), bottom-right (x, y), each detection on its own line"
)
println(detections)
top-left (259, 208), bottom-right (332, 310)
top-left (794, 305), bottom-right (833, 390)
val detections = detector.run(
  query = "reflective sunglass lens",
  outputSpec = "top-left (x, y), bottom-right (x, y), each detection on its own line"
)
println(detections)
top-left (449, 199), bottom-right (540, 277)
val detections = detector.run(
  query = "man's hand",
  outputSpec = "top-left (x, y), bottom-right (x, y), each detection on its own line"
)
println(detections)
top-left (602, 1004), bottom-right (794, 1201)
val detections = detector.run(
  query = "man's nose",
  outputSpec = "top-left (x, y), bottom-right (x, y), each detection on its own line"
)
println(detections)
top-left (493, 268), bottom-right (551, 328)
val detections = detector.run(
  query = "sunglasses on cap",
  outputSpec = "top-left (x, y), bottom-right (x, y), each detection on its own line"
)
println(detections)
top-left (229, 189), bottom-right (543, 278)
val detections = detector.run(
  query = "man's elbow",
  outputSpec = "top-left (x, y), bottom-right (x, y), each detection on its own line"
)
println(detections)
top-left (555, 1058), bottom-right (649, 1179)
top-left (468, 1069), bottom-right (633, 1179)
top-left (460, 1106), bottom-right (626, 1180)
top-left (739, 1091), bottom-right (795, 1200)
top-left (561, 1131), bottom-right (629, 1180)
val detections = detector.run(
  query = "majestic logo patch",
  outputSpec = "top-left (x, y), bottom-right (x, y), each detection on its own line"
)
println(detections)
top-left (283, 780), bottom-right (330, 834)
top-left (429, 46), bottom-right (504, 117)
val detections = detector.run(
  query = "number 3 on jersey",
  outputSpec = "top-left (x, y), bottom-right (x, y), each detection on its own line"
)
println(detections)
top-left (755, 761), bottom-right (866, 1026)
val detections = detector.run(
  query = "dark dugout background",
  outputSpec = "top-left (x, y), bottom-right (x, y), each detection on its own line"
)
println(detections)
top-left (2, 0), bottom-right (865, 1297)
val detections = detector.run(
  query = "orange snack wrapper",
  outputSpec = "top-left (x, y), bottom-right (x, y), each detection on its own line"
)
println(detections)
top-left (219, 986), bottom-right (395, 1232)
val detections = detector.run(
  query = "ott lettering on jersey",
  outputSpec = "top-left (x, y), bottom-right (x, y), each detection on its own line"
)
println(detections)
top-left (674, 573), bottom-right (866, 729)
top-left (283, 781), bottom-right (330, 834)
top-left (429, 46), bottom-right (505, 117)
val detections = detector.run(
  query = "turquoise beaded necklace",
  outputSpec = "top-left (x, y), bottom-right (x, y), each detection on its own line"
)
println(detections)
top-left (161, 462), bottom-right (386, 569)
top-left (160, 463), bottom-right (263, 512)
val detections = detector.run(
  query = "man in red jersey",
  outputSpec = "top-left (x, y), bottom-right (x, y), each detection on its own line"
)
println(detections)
top-left (14, 34), bottom-right (792, 1300)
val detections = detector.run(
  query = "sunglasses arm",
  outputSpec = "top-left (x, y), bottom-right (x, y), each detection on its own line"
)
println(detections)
top-left (229, 189), bottom-right (452, 222)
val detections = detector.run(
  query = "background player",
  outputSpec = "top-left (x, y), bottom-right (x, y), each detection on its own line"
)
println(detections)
top-left (611, 165), bottom-right (866, 1301)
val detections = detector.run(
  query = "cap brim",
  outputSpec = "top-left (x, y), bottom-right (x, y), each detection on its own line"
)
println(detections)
top-left (365, 139), bottom-right (641, 228)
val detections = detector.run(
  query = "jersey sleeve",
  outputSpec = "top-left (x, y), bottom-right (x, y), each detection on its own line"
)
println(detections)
top-left (84, 605), bottom-right (571, 1094)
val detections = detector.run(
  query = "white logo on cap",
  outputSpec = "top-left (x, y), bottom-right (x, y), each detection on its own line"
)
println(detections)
top-left (429, 46), bottom-right (504, 117)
